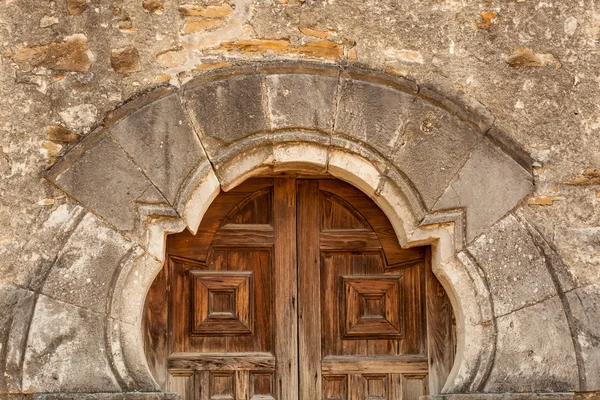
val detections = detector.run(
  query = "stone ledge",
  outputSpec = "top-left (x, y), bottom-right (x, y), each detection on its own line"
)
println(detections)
top-left (1, 393), bottom-right (178, 400)
top-left (422, 394), bottom-right (578, 400)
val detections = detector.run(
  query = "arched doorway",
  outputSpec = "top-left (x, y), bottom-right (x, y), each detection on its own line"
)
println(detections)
top-left (143, 176), bottom-right (455, 400)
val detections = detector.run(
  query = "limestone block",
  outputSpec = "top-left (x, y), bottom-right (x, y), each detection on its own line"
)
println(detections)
top-left (266, 73), bottom-right (338, 131)
top-left (566, 285), bottom-right (600, 389)
top-left (109, 93), bottom-right (206, 204)
top-left (554, 226), bottom-right (600, 288)
top-left (468, 214), bottom-right (557, 317)
top-left (184, 74), bottom-right (267, 158)
top-left (52, 136), bottom-right (167, 231)
top-left (327, 150), bottom-right (381, 196)
top-left (334, 78), bottom-right (413, 156)
top-left (433, 139), bottom-right (533, 242)
top-left (22, 295), bottom-right (120, 392)
top-left (485, 297), bottom-right (578, 392)
top-left (41, 213), bottom-right (133, 314)
top-left (0, 287), bottom-right (36, 392)
top-left (393, 97), bottom-right (482, 209)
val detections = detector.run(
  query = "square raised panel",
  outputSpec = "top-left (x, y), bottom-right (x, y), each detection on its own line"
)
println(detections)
top-left (343, 276), bottom-right (404, 339)
top-left (191, 271), bottom-right (253, 335)
top-left (323, 375), bottom-right (347, 400)
top-left (250, 372), bottom-right (275, 400)
top-left (210, 371), bottom-right (235, 400)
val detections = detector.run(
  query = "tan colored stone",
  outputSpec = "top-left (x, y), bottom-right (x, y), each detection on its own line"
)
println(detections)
top-left (47, 125), bottom-right (79, 143)
top-left (476, 11), bottom-right (497, 29)
top-left (67, 0), bottom-right (88, 15)
top-left (564, 169), bottom-right (600, 185)
top-left (142, 0), bottom-right (163, 14)
top-left (221, 39), bottom-right (291, 54)
top-left (506, 46), bottom-right (557, 68)
top-left (347, 46), bottom-right (357, 60)
top-left (13, 35), bottom-right (93, 72)
top-left (298, 26), bottom-right (333, 39)
top-left (111, 47), bottom-right (141, 75)
top-left (528, 196), bottom-right (555, 205)
top-left (178, 3), bottom-right (233, 18)
top-left (182, 19), bottom-right (223, 34)
top-left (194, 61), bottom-right (232, 71)
top-left (296, 40), bottom-right (343, 59)
top-left (156, 49), bottom-right (187, 68)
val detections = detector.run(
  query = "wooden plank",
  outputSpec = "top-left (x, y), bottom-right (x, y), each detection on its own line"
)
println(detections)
top-left (168, 353), bottom-right (275, 370)
top-left (236, 370), bottom-right (249, 400)
top-left (273, 178), bottom-right (298, 400)
top-left (211, 224), bottom-right (274, 247)
top-left (297, 180), bottom-right (322, 400)
top-left (322, 356), bottom-right (428, 374)
top-left (425, 246), bottom-right (455, 395)
top-left (143, 262), bottom-right (169, 389)
top-left (168, 370), bottom-right (194, 400)
top-left (319, 231), bottom-right (382, 251)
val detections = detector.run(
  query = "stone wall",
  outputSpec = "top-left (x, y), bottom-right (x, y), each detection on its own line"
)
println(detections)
top-left (0, 0), bottom-right (598, 397)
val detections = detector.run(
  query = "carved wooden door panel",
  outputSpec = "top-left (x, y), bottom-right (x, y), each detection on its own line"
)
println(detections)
top-left (144, 178), bottom-right (454, 400)
top-left (297, 180), bottom-right (440, 400)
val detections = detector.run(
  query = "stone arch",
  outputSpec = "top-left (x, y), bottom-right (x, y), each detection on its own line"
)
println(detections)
top-left (26, 61), bottom-right (540, 395)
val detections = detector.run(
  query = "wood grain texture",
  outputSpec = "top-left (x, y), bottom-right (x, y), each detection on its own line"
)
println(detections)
top-left (144, 178), bottom-right (453, 400)
top-left (297, 180), bottom-right (322, 400)
top-left (273, 178), bottom-right (298, 400)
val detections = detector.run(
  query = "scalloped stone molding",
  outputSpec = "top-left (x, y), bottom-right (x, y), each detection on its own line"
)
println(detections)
top-left (17, 62), bottom-right (544, 396)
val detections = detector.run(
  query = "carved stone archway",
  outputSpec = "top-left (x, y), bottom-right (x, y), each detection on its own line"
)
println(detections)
top-left (15, 62), bottom-right (540, 397)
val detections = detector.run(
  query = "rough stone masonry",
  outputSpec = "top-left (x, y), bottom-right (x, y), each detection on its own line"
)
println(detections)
top-left (0, 0), bottom-right (599, 399)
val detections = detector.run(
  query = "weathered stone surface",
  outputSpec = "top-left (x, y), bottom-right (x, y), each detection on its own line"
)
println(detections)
top-left (266, 73), bottom-right (338, 131)
top-left (554, 226), bottom-right (600, 288)
top-left (334, 78), bottom-right (413, 156)
top-left (567, 285), bottom-right (600, 389)
top-left (185, 74), bottom-right (267, 158)
top-left (110, 47), bottom-right (141, 75)
top-left (178, 3), bottom-right (233, 18)
top-left (47, 126), bottom-right (80, 144)
top-left (13, 35), bottom-right (92, 72)
top-left (0, 287), bottom-right (35, 393)
top-left (142, 0), bottom-right (163, 14)
top-left (425, 395), bottom-right (575, 400)
top-left (468, 214), bottom-right (557, 317)
top-left (67, 0), bottom-right (88, 15)
top-left (58, 104), bottom-right (97, 132)
top-left (485, 297), bottom-right (578, 392)
top-left (109, 93), bottom-right (205, 204)
top-left (393, 97), bottom-right (482, 209)
top-left (53, 136), bottom-right (166, 231)
top-left (434, 139), bottom-right (534, 241)
top-left (41, 213), bottom-right (132, 314)
top-left (22, 295), bottom-right (120, 392)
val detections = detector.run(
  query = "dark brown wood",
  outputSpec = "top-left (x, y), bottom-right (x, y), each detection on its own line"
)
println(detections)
top-left (273, 178), bottom-right (298, 400)
top-left (144, 177), bottom-right (454, 400)
top-left (425, 247), bottom-right (456, 395)
top-left (297, 180), bottom-right (322, 400)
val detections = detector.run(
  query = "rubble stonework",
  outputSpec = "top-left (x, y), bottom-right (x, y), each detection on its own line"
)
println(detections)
top-left (0, 0), bottom-right (599, 399)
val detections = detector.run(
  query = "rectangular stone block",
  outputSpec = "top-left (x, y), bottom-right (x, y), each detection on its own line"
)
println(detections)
top-left (334, 78), bottom-right (413, 156)
top-left (41, 213), bottom-right (133, 314)
top-left (467, 214), bottom-right (557, 317)
top-left (433, 139), bottom-right (533, 241)
top-left (393, 97), bottom-right (482, 209)
top-left (485, 297), bottom-right (578, 392)
top-left (266, 73), bottom-right (338, 131)
top-left (53, 137), bottom-right (166, 231)
top-left (110, 93), bottom-right (206, 204)
top-left (22, 295), bottom-right (120, 393)
top-left (184, 75), bottom-right (267, 158)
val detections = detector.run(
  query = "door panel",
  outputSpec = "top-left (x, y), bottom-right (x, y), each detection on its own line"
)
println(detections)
top-left (297, 180), bottom-right (429, 400)
top-left (144, 178), bottom-right (454, 400)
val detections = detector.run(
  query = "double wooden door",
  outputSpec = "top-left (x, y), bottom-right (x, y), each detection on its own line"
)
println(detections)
top-left (144, 178), bottom-right (454, 400)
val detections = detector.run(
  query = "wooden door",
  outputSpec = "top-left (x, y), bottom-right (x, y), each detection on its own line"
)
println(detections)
top-left (144, 178), bottom-right (454, 400)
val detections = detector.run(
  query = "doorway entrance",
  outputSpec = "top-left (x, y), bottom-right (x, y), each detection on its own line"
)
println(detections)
top-left (143, 177), bottom-right (455, 400)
